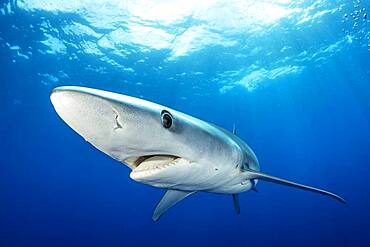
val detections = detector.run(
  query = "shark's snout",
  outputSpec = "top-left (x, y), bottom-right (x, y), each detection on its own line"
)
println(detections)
top-left (50, 87), bottom-right (119, 146)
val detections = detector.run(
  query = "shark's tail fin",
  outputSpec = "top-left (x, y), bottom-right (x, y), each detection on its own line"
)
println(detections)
top-left (246, 169), bottom-right (346, 204)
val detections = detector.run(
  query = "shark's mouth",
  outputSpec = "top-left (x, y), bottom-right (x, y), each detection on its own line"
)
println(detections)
top-left (126, 155), bottom-right (191, 182)
top-left (125, 155), bottom-right (181, 171)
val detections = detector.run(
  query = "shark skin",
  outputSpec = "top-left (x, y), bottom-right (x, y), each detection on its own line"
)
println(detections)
top-left (50, 86), bottom-right (345, 221)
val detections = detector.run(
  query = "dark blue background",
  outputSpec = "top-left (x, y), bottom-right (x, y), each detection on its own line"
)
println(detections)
top-left (1, 1), bottom-right (370, 246)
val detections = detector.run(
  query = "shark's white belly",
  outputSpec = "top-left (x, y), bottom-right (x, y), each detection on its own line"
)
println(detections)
top-left (129, 156), bottom-right (253, 194)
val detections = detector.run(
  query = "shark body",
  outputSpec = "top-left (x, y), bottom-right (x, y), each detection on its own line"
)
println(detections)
top-left (50, 86), bottom-right (345, 221)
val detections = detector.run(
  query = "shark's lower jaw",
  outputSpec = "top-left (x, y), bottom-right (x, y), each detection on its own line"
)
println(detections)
top-left (128, 155), bottom-right (192, 185)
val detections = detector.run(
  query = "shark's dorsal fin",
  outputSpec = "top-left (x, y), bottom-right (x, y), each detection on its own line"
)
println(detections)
top-left (232, 194), bottom-right (240, 214)
top-left (245, 169), bottom-right (346, 203)
top-left (153, 189), bottom-right (195, 221)
top-left (232, 123), bottom-right (237, 135)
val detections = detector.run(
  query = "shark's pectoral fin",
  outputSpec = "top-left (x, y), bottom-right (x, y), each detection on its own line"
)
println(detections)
top-left (245, 170), bottom-right (346, 204)
top-left (152, 189), bottom-right (195, 221)
top-left (232, 194), bottom-right (240, 214)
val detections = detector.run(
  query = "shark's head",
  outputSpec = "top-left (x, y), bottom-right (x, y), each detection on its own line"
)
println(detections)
top-left (50, 86), bottom-right (259, 192)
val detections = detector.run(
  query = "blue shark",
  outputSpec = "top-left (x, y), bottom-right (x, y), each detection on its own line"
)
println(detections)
top-left (50, 86), bottom-right (345, 221)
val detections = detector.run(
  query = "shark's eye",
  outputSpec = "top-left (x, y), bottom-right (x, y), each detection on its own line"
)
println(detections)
top-left (161, 110), bottom-right (173, 129)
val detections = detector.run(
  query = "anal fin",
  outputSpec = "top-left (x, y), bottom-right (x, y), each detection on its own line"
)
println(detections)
top-left (153, 189), bottom-right (195, 221)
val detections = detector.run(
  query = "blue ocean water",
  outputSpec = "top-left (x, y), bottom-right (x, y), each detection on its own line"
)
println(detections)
top-left (1, 0), bottom-right (370, 246)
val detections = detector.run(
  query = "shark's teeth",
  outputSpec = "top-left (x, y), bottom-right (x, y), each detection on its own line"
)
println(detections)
top-left (131, 156), bottom-right (177, 173)
top-left (130, 157), bottom-right (198, 189)
top-left (130, 155), bottom-right (185, 181)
